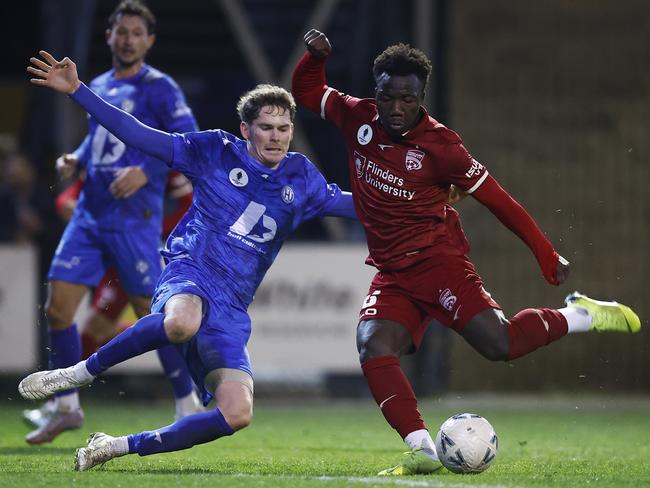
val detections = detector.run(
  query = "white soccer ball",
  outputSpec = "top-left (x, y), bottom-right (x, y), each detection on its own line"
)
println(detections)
top-left (434, 413), bottom-right (498, 474)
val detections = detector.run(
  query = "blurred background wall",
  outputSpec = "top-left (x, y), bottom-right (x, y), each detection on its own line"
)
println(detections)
top-left (0, 0), bottom-right (647, 395)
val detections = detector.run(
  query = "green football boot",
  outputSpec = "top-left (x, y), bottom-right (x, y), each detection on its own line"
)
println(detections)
top-left (565, 292), bottom-right (640, 333)
top-left (378, 448), bottom-right (443, 476)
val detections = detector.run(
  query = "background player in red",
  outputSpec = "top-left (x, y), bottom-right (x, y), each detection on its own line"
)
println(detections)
top-left (292, 30), bottom-right (641, 475)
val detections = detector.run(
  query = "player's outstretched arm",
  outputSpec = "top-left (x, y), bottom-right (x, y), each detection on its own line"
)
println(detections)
top-left (27, 51), bottom-right (173, 163)
top-left (471, 175), bottom-right (569, 285)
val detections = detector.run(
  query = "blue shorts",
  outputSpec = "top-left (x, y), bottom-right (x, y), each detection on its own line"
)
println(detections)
top-left (151, 257), bottom-right (253, 404)
top-left (48, 218), bottom-right (162, 297)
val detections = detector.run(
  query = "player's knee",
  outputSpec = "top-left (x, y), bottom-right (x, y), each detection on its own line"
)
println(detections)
top-left (44, 301), bottom-right (72, 330)
top-left (163, 314), bottom-right (200, 343)
top-left (356, 321), bottom-right (406, 362)
top-left (220, 401), bottom-right (253, 431)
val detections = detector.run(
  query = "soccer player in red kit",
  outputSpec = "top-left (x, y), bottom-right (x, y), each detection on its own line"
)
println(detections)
top-left (292, 30), bottom-right (641, 475)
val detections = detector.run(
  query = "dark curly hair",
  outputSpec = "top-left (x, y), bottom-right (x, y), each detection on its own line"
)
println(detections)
top-left (237, 84), bottom-right (296, 124)
top-left (372, 43), bottom-right (432, 90)
top-left (108, 0), bottom-right (156, 34)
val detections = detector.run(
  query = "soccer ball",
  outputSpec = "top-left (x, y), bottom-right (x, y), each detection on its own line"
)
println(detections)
top-left (434, 413), bottom-right (498, 474)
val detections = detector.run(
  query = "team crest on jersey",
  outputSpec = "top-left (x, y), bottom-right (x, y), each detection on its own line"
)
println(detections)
top-left (405, 149), bottom-right (425, 171)
top-left (281, 185), bottom-right (294, 204)
top-left (438, 288), bottom-right (457, 311)
top-left (229, 168), bottom-right (249, 187)
top-left (357, 124), bottom-right (373, 145)
top-left (121, 99), bottom-right (135, 113)
top-left (354, 151), bottom-right (367, 179)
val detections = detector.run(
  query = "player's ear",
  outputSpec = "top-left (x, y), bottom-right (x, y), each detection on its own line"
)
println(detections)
top-left (240, 121), bottom-right (250, 140)
top-left (105, 29), bottom-right (112, 45)
top-left (146, 33), bottom-right (156, 50)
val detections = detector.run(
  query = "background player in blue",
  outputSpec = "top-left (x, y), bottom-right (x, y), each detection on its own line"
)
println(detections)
top-left (26, 0), bottom-right (202, 445)
top-left (20, 50), bottom-right (357, 470)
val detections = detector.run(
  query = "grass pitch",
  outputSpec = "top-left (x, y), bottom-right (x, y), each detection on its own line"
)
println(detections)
top-left (1, 395), bottom-right (649, 487)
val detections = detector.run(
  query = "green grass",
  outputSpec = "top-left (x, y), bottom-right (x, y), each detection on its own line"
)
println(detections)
top-left (1, 396), bottom-right (650, 487)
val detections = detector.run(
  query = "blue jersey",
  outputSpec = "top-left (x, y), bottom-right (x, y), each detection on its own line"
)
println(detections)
top-left (162, 130), bottom-right (346, 305)
top-left (74, 64), bottom-right (197, 232)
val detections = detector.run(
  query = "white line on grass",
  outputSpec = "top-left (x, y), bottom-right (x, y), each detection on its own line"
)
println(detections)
top-left (314, 476), bottom-right (513, 488)
top-left (233, 473), bottom-right (515, 488)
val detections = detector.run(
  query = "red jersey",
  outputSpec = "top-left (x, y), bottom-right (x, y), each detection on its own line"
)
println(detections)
top-left (292, 52), bottom-right (561, 283)
top-left (294, 62), bottom-right (487, 271)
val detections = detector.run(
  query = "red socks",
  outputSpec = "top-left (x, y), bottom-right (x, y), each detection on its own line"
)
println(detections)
top-left (361, 355), bottom-right (426, 439)
top-left (507, 308), bottom-right (568, 360)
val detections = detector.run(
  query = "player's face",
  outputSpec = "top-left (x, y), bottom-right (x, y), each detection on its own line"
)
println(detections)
top-left (106, 14), bottom-right (155, 71)
top-left (240, 106), bottom-right (294, 169)
top-left (375, 73), bottom-right (424, 137)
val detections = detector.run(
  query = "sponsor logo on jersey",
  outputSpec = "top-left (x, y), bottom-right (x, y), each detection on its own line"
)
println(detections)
top-left (360, 158), bottom-right (415, 201)
top-left (121, 99), bottom-right (135, 113)
top-left (357, 124), bottom-right (373, 145)
top-left (405, 149), bottom-right (425, 171)
top-left (229, 168), bottom-right (249, 187)
top-left (465, 158), bottom-right (485, 178)
top-left (439, 288), bottom-right (457, 312)
top-left (378, 144), bottom-right (393, 151)
top-left (354, 151), bottom-right (367, 179)
top-left (281, 185), bottom-right (294, 204)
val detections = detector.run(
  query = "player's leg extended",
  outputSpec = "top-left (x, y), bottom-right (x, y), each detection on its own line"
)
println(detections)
top-left (75, 370), bottom-right (252, 471)
top-left (18, 294), bottom-right (202, 400)
top-left (24, 280), bottom-right (88, 444)
top-left (461, 293), bottom-right (640, 362)
top-left (358, 319), bottom-right (442, 475)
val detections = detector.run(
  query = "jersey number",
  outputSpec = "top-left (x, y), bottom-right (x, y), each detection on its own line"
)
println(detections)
top-left (229, 201), bottom-right (277, 243)
top-left (92, 126), bottom-right (126, 165)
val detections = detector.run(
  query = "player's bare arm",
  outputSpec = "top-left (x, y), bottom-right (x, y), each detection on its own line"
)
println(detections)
top-left (28, 51), bottom-right (81, 95)
top-left (304, 29), bottom-right (332, 58)
top-left (109, 166), bottom-right (149, 199)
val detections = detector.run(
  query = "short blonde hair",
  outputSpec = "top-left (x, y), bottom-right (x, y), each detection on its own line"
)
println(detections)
top-left (236, 84), bottom-right (296, 124)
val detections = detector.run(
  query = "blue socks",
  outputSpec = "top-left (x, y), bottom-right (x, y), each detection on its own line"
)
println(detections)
top-left (85, 313), bottom-right (170, 375)
top-left (49, 323), bottom-right (81, 396)
top-left (127, 408), bottom-right (234, 455)
top-left (156, 345), bottom-right (194, 398)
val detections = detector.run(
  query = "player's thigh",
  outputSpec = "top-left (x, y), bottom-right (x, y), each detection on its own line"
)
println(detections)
top-left (358, 283), bottom-right (425, 357)
top-left (48, 220), bottom-right (107, 288)
top-left (45, 280), bottom-right (90, 329)
top-left (460, 308), bottom-right (510, 361)
top-left (103, 229), bottom-right (162, 298)
top-left (162, 293), bottom-right (203, 340)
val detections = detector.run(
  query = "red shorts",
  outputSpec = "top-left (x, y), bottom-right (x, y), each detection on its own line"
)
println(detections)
top-left (91, 269), bottom-right (129, 321)
top-left (358, 253), bottom-right (500, 348)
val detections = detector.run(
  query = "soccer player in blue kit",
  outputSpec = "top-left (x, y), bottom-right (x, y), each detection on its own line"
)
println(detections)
top-left (24, 0), bottom-right (202, 445)
top-left (20, 50), bottom-right (357, 470)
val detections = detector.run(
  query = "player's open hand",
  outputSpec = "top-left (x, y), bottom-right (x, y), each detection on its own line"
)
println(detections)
top-left (110, 166), bottom-right (148, 199)
top-left (27, 50), bottom-right (81, 94)
top-left (55, 153), bottom-right (78, 180)
top-left (304, 29), bottom-right (332, 58)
